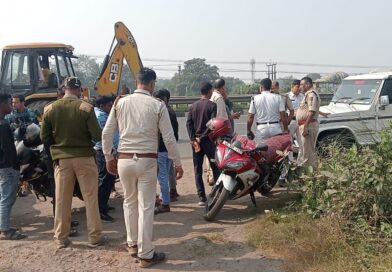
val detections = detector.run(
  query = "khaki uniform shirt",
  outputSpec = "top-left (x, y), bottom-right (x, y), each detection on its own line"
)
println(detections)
top-left (296, 89), bottom-right (320, 122)
top-left (102, 89), bottom-right (182, 166)
top-left (40, 94), bottom-right (102, 160)
top-left (210, 90), bottom-right (228, 120)
top-left (280, 93), bottom-right (294, 112)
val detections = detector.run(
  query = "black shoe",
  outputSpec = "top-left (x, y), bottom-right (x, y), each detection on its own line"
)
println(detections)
top-left (71, 220), bottom-right (79, 228)
top-left (198, 196), bottom-right (207, 206)
top-left (278, 178), bottom-right (286, 187)
top-left (139, 252), bottom-right (166, 268)
top-left (100, 213), bottom-right (114, 223)
top-left (154, 204), bottom-right (170, 215)
top-left (18, 191), bottom-right (28, 197)
top-left (69, 228), bottom-right (78, 237)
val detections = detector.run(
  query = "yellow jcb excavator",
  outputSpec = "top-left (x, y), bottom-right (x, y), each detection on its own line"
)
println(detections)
top-left (95, 21), bottom-right (143, 95)
top-left (0, 21), bottom-right (142, 114)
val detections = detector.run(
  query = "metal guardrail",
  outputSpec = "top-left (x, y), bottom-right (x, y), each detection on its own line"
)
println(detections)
top-left (170, 93), bottom-right (333, 105)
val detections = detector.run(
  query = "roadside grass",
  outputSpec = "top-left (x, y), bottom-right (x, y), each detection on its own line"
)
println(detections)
top-left (247, 211), bottom-right (392, 272)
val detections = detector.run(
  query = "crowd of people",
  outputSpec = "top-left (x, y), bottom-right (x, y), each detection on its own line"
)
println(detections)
top-left (0, 67), bottom-right (321, 268)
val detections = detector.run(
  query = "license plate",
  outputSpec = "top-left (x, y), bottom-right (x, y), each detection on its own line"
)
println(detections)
top-left (222, 141), bottom-right (243, 154)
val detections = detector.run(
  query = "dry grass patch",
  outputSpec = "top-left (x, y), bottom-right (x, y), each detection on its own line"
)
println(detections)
top-left (248, 212), bottom-right (392, 272)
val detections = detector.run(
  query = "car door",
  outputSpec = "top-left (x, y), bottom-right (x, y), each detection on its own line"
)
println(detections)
top-left (376, 78), bottom-right (392, 131)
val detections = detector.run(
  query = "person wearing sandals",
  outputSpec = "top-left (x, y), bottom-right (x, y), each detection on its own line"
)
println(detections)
top-left (0, 93), bottom-right (27, 240)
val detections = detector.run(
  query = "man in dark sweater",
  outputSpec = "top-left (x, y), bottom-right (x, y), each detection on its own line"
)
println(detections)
top-left (0, 93), bottom-right (27, 240)
top-left (186, 82), bottom-right (220, 205)
top-left (153, 89), bottom-right (179, 214)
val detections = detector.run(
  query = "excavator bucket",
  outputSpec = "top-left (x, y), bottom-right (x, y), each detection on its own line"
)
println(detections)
top-left (114, 21), bottom-right (143, 79)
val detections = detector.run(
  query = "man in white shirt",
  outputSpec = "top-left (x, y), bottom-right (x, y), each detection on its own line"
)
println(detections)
top-left (210, 79), bottom-right (229, 119)
top-left (288, 80), bottom-right (305, 162)
top-left (247, 78), bottom-right (288, 143)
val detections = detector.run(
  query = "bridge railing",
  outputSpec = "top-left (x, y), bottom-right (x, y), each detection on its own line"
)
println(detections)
top-left (170, 93), bottom-right (333, 116)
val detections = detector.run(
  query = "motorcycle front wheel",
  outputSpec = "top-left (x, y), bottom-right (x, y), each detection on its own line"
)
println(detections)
top-left (204, 182), bottom-right (229, 221)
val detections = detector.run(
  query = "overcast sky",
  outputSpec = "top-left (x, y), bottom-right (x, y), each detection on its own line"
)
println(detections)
top-left (1, 0), bottom-right (391, 81)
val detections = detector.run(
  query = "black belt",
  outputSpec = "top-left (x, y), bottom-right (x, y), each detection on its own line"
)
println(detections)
top-left (117, 152), bottom-right (158, 159)
top-left (256, 121), bottom-right (279, 125)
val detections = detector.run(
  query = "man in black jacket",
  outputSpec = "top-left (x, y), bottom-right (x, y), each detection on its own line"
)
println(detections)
top-left (153, 89), bottom-right (179, 213)
top-left (186, 82), bottom-right (220, 206)
top-left (0, 94), bottom-right (27, 240)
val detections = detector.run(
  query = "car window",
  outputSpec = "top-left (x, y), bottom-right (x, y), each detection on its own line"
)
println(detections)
top-left (332, 79), bottom-right (381, 104)
top-left (380, 79), bottom-right (392, 103)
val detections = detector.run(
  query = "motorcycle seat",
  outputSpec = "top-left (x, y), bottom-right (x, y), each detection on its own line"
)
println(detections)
top-left (254, 144), bottom-right (268, 152)
top-left (262, 134), bottom-right (292, 163)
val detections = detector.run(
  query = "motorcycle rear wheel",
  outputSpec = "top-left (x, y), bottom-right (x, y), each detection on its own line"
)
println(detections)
top-left (204, 183), bottom-right (229, 221)
top-left (257, 163), bottom-right (281, 195)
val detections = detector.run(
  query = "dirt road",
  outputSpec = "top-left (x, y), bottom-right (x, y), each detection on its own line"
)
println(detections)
top-left (0, 159), bottom-right (293, 272)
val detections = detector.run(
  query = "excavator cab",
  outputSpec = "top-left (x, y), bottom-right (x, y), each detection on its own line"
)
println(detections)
top-left (0, 43), bottom-right (77, 114)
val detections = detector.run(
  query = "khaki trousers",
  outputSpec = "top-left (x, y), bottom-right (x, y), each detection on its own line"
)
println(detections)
top-left (54, 156), bottom-right (102, 244)
top-left (299, 122), bottom-right (319, 168)
top-left (289, 120), bottom-right (304, 163)
top-left (118, 158), bottom-right (157, 259)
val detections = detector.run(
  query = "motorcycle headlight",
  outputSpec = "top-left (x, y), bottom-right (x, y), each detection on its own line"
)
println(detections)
top-left (225, 161), bottom-right (245, 170)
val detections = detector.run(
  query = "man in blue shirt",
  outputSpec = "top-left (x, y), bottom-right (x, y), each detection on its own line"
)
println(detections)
top-left (94, 95), bottom-right (119, 222)
top-left (5, 94), bottom-right (38, 130)
top-left (0, 94), bottom-right (27, 240)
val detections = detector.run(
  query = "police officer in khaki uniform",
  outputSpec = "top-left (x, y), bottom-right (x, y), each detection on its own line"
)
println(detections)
top-left (102, 68), bottom-right (183, 268)
top-left (296, 76), bottom-right (320, 168)
top-left (41, 77), bottom-right (104, 249)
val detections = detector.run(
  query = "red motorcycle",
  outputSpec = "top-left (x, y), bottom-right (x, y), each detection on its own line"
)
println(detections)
top-left (204, 118), bottom-right (292, 221)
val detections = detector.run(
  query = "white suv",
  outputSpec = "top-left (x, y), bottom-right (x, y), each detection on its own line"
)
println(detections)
top-left (318, 72), bottom-right (392, 146)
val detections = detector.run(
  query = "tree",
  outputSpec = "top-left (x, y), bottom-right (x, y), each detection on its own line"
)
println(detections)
top-left (73, 55), bottom-right (100, 91)
top-left (277, 76), bottom-right (296, 93)
top-left (305, 73), bottom-right (322, 81)
top-left (171, 58), bottom-right (220, 96)
top-left (241, 83), bottom-right (260, 95)
top-left (222, 76), bottom-right (245, 95)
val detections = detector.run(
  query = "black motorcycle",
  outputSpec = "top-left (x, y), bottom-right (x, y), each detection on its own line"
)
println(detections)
top-left (15, 124), bottom-right (83, 203)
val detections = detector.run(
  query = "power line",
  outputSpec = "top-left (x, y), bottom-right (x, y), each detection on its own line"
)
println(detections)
top-left (77, 54), bottom-right (390, 69)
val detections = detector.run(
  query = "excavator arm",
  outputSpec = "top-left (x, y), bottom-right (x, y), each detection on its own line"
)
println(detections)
top-left (95, 22), bottom-right (143, 95)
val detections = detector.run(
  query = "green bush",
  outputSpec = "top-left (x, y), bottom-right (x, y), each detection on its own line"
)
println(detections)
top-left (301, 125), bottom-right (392, 236)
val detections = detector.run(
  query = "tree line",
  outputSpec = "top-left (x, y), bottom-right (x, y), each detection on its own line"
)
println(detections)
top-left (73, 55), bottom-right (322, 96)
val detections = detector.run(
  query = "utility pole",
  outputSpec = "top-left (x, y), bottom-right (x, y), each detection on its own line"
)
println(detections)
top-left (266, 63), bottom-right (271, 79)
top-left (250, 58), bottom-right (256, 83)
top-left (178, 65), bottom-right (182, 95)
top-left (272, 63), bottom-right (277, 80)
top-left (266, 62), bottom-right (277, 79)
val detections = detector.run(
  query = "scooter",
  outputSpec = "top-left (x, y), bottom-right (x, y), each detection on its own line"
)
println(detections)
top-left (203, 118), bottom-right (292, 221)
